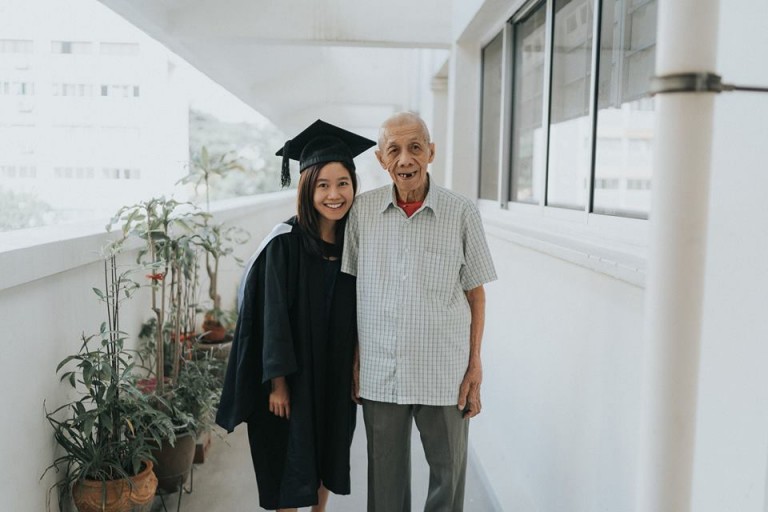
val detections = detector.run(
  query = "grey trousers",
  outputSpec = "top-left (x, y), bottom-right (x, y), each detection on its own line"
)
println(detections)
top-left (362, 400), bottom-right (469, 512)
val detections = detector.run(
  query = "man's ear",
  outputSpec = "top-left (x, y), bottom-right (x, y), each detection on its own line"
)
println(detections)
top-left (375, 149), bottom-right (387, 170)
top-left (427, 143), bottom-right (436, 164)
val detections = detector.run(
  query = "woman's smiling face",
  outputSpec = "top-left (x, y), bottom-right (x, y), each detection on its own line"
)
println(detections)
top-left (313, 161), bottom-right (354, 224)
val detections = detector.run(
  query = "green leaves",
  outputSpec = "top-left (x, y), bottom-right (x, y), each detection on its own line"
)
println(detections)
top-left (43, 338), bottom-right (178, 485)
top-left (179, 146), bottom-right (245, 189)
top-left (42, 258), bottom-right (178, 497)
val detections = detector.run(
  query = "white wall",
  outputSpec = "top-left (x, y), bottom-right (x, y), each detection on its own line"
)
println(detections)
top-left (475, 226), bottom-right (645, 511)
top-left (0, 193), bottom-right (293, 511)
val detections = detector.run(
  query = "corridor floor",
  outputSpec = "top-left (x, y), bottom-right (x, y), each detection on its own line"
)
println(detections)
top-left (150, 409), bottom-right (499, 511)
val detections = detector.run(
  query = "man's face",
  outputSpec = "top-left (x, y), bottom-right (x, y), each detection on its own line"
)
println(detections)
top-left (375, 119), bottom-right (435, 201)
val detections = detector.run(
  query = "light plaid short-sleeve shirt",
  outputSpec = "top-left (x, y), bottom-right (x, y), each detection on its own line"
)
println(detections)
top-left (342, 180), bottom-right (497, 405)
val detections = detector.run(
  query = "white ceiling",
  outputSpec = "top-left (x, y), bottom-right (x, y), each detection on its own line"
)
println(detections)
top-left (98, 0), bottom-right (453, 136)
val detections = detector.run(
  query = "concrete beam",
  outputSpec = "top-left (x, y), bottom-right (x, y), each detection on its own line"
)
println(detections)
top-left (103, 0), bottom-right (452, 49)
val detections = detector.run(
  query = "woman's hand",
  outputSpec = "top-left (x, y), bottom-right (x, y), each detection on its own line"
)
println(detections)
top-left (269, 377), bottom-right (290, 419)
top-left (351, 344), bottom-right (361, 404)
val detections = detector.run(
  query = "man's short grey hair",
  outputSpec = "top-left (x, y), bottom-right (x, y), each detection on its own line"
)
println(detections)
top-left (378, 112), bottom-right (431, 148)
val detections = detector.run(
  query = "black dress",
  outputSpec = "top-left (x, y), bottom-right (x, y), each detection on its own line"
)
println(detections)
top-left (216, 217), bottom-right (357, 510)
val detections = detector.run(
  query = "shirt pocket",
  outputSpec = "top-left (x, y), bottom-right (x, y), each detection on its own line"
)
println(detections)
top-left (420, 249), bottom-right (459, 304)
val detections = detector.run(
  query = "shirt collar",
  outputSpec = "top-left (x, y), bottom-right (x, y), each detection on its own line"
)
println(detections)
top-left (379, 174), bottom-right (438, 218)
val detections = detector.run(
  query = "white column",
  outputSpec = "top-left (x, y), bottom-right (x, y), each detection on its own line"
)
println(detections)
top-left (444, 41), bottom-right (481, 199)
top-left (430, 74), bottom-right (449, 187)
top-left (636, 1), bottom-right (720, 511)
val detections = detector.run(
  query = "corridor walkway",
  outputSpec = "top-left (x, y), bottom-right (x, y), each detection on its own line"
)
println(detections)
top-left (151, 409), bottom-right (500, 511)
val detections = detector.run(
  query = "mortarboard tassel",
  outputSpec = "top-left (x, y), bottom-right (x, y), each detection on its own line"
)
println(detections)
top-left (280, 139), bottom-right (292, 188)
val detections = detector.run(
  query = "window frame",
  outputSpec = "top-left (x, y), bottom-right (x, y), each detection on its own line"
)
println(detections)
top-left (478, 0), bottom-right (655, 225)
top-left (508, 0), bottom-right (551, 208)
top-left (475, 0), bottom-right (651, 281)
top-left (478, 30), bottom-right (505, 203)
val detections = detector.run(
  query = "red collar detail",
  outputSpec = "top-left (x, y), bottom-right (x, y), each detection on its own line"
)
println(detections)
top-left (396, 198), bottom-right (423, 218)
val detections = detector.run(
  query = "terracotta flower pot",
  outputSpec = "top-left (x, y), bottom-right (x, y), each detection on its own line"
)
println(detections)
top-left (201, 317), bottom-right (227, 342)
top-left (135, 377), bottom-right (171, 394)
top-left (72, 460), bottom-right (157, 512)
top-left (151, 430), bottom-right (197, 494)
top-left (194, 430), bottom-right (212, 464)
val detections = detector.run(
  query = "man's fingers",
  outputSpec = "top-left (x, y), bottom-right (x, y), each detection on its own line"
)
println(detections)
top-left (457, 380), bottom-right (470, 410)
top-left (469, 383), bottom-right (481, 403)
top-left (464, 385), bottom-right (482, 418)
top-left (461, 399), bottom-right (481, 419)
top-left (458, 380), bottom-right (483, 417)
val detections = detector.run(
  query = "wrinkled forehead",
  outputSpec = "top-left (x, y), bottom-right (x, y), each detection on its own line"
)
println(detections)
top-left (379, 120), bottom-right (430, 147)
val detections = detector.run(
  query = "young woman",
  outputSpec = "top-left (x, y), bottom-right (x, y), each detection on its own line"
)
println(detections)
top-left (217, 120), bottom-right (375, 511)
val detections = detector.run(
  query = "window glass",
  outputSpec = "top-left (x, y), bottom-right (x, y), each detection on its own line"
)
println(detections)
top-left (546, 0), bottom-right (594, 210)
top-left (479, 31), bottom-right (504, 201)
top-left (593, 0), bottom-right (656, 218)
top-left (510, 4), bottom-right (547, 204)
top-left (0, 39), bottom-right (33, 53)
top-left (100, 42), bottom-right (139, 56)
top-left (52, 41), bottom-right (91, 54)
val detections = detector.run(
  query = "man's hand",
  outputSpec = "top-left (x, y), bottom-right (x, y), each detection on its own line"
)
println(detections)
top-left (269, 377), bottom-right (290, 419)
top-left (460, 285), bottom-right (486, 419)
top-left (351, 344), bottom-right (361, 404)
top-left (457, 359), bottom-right (482, 419)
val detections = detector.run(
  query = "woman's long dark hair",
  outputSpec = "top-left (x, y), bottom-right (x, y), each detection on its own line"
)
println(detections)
top-left (296, 161), bottom-right (358, 257)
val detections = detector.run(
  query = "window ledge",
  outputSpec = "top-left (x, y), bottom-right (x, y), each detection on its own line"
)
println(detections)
top-left (479, 201), bottom-right (647, 288)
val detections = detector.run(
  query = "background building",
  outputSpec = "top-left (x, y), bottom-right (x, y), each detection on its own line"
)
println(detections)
top-left (0, 0), bottom-right (191, 225)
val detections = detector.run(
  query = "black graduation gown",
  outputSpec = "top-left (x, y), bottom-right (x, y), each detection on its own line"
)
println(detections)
top-left (216, 218), bottom-right (357, 510)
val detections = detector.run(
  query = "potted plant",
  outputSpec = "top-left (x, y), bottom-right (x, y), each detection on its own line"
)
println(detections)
top-left (171, 352), bottom-right (223, 464)
top-left (178, 147), bottom-right (249, 342)
top-left (42, 254), bottom-right (175, 512)
top-left (107, 198), bottom-right (205, 492)
top-left (108, 197), bottom-right (203, 394)
top-left (108, 191), bottom-right (244, 474)
top-left (135, 318), bottom-right (223, 467)
top-left (195, 219), bottom-right (248, 342)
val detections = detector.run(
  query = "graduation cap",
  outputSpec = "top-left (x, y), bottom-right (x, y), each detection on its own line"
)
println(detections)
top-left (276, 119), bottom-right (376, 187)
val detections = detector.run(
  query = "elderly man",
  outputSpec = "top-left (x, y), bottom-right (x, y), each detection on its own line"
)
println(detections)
top-left (342, 112), bottom-right (497, 512)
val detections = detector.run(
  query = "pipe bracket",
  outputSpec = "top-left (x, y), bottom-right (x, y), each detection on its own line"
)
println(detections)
top-left (649, 72), bottom-right (768, 95)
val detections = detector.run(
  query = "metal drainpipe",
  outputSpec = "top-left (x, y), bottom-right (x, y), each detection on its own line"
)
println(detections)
top-left (636, 1), bottom-right (720, 511)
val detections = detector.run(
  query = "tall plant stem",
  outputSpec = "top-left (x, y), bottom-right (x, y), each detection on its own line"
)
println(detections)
top-left (103, 255), bottom-right (121, 444)
top-left (170, 259), bottom-right (182, 384)
top-left (147, 203), bottom-right (165, 396)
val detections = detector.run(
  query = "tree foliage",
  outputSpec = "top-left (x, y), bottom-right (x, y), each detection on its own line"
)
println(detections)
top-left (187, 109), bottom-right (285, 201)
top-left (0, 186), bottom-right (53, 232)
